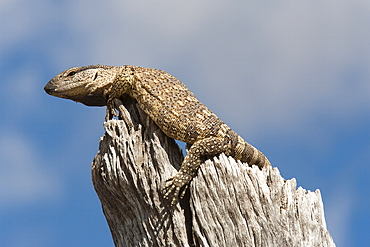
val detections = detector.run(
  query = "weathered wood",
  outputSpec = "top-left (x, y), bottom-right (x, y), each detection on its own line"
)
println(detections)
top-left (190, 157), bottom-right (335, 246)
top-left (91, 99), bottom-right (335, 247)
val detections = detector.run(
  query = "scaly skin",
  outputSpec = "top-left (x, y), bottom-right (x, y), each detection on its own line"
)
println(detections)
top-left (45, 65), bottom-right (271, 205)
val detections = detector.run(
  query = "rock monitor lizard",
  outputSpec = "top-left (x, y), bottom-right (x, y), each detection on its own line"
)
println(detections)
top-left (44, 65), bottom-right (271, 205)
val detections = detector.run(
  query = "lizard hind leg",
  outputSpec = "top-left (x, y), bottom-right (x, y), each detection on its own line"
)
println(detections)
top-left (163, 137), bottom-right (227, 206)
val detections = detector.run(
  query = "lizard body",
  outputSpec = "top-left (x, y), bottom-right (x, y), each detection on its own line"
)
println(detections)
top-left (44, 65), bottom-right (271, 205)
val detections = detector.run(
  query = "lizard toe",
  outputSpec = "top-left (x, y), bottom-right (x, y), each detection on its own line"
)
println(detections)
top-left (163, 175), bottom-right (190, 205)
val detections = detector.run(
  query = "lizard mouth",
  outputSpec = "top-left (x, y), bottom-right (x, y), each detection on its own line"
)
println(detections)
top-left (44, 81), bottom-right (107, 106)
top-left (44, 83), bottom-right (57, 95)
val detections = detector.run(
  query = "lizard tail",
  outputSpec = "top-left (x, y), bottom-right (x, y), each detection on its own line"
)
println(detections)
top-left (234, 135), bottom-right (271, 168)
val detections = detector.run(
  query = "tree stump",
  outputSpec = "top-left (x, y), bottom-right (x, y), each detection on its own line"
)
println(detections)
top-left (91, 99), bottom-right (335, 247)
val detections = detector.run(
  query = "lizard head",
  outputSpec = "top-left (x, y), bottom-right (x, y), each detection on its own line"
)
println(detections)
top-left (44, 65), bottom-right (120, 106)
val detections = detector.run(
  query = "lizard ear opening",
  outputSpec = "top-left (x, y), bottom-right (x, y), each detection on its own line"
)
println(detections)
top-left (93, 72), bottom-right (98, 81)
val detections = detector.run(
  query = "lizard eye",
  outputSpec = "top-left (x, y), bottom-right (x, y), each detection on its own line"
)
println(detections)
top-left (66, 71), bottom-right (77, 77)
top-left (93, 72), bottom-right (98, 80)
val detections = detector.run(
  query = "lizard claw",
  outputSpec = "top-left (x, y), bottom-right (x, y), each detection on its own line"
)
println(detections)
top-left (163, 174), bottom-right (190, 206)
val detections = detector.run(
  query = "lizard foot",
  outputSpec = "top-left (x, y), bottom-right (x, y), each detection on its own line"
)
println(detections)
top-left (163, 174), bottom-right (191, 206)
top-left (105, 98), bottom-right (118, 121)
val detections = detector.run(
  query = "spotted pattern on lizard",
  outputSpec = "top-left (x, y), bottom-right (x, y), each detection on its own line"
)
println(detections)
top-left (44, 65), bottom-right (271, 205)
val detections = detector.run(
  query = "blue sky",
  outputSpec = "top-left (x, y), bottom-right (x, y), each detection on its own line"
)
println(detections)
top-left (1, 0), bottom-right (369, 246)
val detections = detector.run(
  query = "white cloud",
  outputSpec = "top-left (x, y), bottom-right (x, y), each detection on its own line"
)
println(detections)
top-left (1, 0), bottom-right (365, 159)
top-left (52, 0), bottom-right (369, 137)
top-left (189, 1), bottom-right (370, 129)
top-left (3, 1), bottom-right (368, 133)
top-left (0, 130), bottom-right (62, 207)
top-left (0, 0), bottom-right (52, 53)
top-left (1, 0), bottom-right (367, 149)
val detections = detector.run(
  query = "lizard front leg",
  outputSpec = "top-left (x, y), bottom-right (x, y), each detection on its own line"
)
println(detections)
top-left (163, 137), bottom-right (228, 206)
top-left (105, 97), bottom-right (118, 121)
top-left (104, 72), bottom-right (132, 121)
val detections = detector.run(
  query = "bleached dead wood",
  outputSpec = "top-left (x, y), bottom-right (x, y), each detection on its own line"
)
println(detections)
top-left (91, 99), bottom-right (335, 247)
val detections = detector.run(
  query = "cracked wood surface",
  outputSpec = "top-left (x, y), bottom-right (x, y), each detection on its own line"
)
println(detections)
top-left (91, 98), bottom-right (335, 247)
